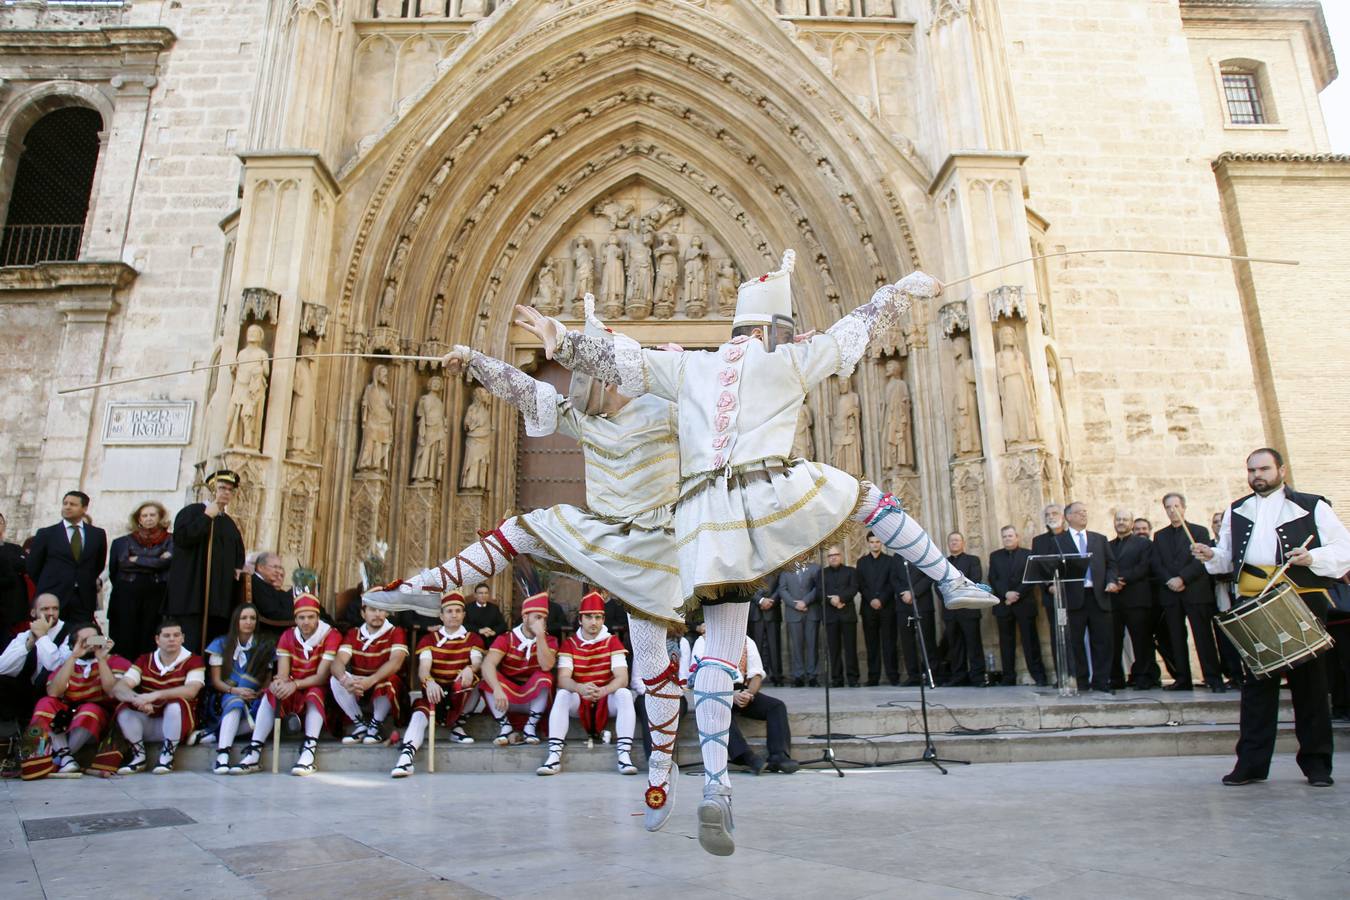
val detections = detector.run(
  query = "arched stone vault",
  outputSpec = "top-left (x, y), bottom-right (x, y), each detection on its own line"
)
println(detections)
top-left (312, 1), bottom-right (940, 583)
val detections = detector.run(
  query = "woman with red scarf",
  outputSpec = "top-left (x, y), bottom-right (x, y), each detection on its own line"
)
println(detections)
top-left (108, 501), bottom-right (173, 659)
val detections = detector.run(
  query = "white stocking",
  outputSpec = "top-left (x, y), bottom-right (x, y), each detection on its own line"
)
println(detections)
top-left (217, 708), bottom-right (243, 750)
top-left (372, 695), bottom-right (392, 724)
top-left (303, 706), bottom-right (324, 739)
top-left (161, 704), bottom-right (183, 743)
top-left (856, 483), bottom-right (963, 591)
top-left (548, 690), bottom-right (578, 741)
top-left (330, 676), bottom-right (362, 722)
top-left (116, 708), bottom-right (145, 743)
top-left (694, 602), bottom-right (750, 789)
top-left (250, 696), bottom-right (277, 743)
top-left (628, 617), bottom-right (678, 786)
top-left (405, 711), bottom-right (428, 750)
top-left (408, 517), bottom-right (557, 591)
top-left (610, 688), bottom-right (636, 739)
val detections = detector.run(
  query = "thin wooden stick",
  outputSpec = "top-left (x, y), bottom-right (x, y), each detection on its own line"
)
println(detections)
top-left (1259, 535), bottom-right (1315, 595)
top-left (57, 351), bottom-right (446, 395)
top-left (428, 716), bottom-right (436, 774)
top-left (942, 248), bottom-right (1298, 290)
top-left (271, 718), bottom-right (281, 775)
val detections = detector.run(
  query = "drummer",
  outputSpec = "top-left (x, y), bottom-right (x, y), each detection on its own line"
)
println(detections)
top-left (1193, 447), bottom-right (1350, 788)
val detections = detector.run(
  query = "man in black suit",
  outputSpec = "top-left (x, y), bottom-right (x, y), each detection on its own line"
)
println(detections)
top-left (943, 532), bottom-right (986, 686)
top-left (465, 582), bottom-right (508, 643)
top-left (1109, 509), bottom-right (1160, 690)
top-left (1134, 516), bottom-right (1182, 682)
top-left (26, 491), bottom-right (108, 621)
top-left (748, 572), bottom-right (783, 687)
top-left (821, 546), bottom-right (860, 687)
top-left (1057, 501), bottom-right (1121, 694)
top-left (988, 525), bottom-right (1046, 686)
top-left (1151, 492), bottom-right (1224, 692)
top-left (856, 532), bottom-right (900, 686)
top-left (898, 562), bottom-right (936, 686)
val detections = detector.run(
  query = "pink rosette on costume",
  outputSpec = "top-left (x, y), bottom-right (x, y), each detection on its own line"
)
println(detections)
top-left (715, 413), bottom-right (732, 433)
top-left (716, 390), bottom-right (736, 412)
top-left (718, 369), bottom-right (738, 386)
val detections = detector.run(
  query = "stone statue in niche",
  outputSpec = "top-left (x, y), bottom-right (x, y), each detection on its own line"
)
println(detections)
top-left (1048, 356), bottom-right (1071, 459)
top-left (225, 323), bottom-right (271, 451)
top-left (427, 294), bottom-right (446, 338)
top-left (652, 232), bottom-right (680, 319)
top-left (376, 281), bottom-right (397, 326)
top-left (832, 376), bottom-right (863, 476)
top-left (391, 237), bottom-right (410, 274)
top-left (408, 194), bottom-right (430, 226)
top-left (356, 364), bottom-right (395, 473)
top-left (459, 0), bottom-right (487, 18)
top-left (832, 0), bottom-right (852, 16)
top-left (715, 260), bottom-right (738, 316)
top-left (459, 386), bottom-right (493, 491)
top-left (792, 402), bottom-right (816, 460)
top-left (411, 374), bottom-right (446, 484)
top-left (865, 0), bottom-right (895, 16)
top-left (779, 1), bottom-right (809, 15)
top-left (996, 325), bottom-right (1038, 445)
top-left (625, 225), bottom-right (654, 319)
top-left (952, 334), bottom-right (982, 457)
top-left (600, 234), bottom-right (626, 319)
top-left (684, 236), bottom-right (708, 318)
top-left (534, 260), bottom-right (562, 316)
top-left (881, 357), bottom-right (913, 473)
top-left (289, 335), bottom-right (317, 456)
top-left (374, 0), bottom-right (404, 18)
top-left (418, 1), bottom-right (445, 18)
top-left (571, 237), bottom-right (595, 316)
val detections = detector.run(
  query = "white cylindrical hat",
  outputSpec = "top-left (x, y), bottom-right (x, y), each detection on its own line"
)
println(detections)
top-left (732, 249), bottom-right (796, 329)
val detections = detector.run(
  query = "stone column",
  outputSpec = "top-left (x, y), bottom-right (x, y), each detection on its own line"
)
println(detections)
top-left (83, 76), bottom-right (157, 259)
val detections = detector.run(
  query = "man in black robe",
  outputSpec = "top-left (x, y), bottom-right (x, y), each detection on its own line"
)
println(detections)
top-left (166, 470), bottom-right (245, 652)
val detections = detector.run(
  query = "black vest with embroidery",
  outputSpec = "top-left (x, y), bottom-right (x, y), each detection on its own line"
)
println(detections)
top-left (1230, 489), bottom-right (1331, 593)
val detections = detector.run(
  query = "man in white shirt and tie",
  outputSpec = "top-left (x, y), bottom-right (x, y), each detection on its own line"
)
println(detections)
top-left (26, 491), bottom-right (107, 621)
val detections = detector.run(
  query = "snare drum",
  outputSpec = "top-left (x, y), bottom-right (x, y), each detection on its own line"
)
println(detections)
top-left (1215, 582), bottom-right (1333, 678)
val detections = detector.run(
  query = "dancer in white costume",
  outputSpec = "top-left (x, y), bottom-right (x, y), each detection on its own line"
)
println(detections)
top-left (362, 296), bottom-right (689, 831)
top-left (517, 250), bottom-right (997, 855)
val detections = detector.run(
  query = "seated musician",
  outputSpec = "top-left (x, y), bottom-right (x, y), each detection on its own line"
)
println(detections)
top-left (27, 623), bottom-right (129, 778)
top-left (391, 589), bottom-right (484, 777)
top-left (1194, 448), bottom-right (1350, 788)
top-left (233, 593), bottom-right (340, 776)
top-left (111, 618), bottom-right (206, 774)
top-left (205, 603), bottom-right (274, 774)
top-left (537, 591), bottom-right (638, 777)
top-left (479, 591), bottom-right (556, 746)
top-left (330, 601), bottom-right (407, 745)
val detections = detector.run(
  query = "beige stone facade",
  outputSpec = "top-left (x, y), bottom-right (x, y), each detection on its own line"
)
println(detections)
top-left (0, 2), bottom-right (1344, 649)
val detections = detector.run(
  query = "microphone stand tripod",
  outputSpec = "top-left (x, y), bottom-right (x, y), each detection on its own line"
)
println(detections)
top-left (798, 547), bottom-right (867, 776)
top-left (873, 561), bottom-right (970, 774)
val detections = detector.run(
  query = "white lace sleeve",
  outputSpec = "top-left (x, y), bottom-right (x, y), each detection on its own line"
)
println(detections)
top-left (612, 331), bottom-right (647, 398)
top-left (825, 272), bottom-right (938, 378)
top-left (555, 330), bottom-right (624, 386)
top-left (466, 352), bottom-right (560, 437)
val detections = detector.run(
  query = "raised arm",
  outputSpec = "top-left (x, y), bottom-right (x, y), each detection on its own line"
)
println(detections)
top-left (515, 303), bottom-right (683, 401)
top-left (448, 346), bottom-right (568, 439)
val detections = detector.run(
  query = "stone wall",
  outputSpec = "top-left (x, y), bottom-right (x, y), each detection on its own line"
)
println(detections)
top-left (1000, 0), bottom-right (1270, 529)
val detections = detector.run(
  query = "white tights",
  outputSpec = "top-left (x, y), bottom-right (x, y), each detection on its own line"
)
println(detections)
top-left (330, 678), bottom-right (392, 724)
top-left (855, 483), bottom-right (963, 592)
top-left (217, 708), bottom-right (243, 750)
top-left (116, 705), bottom-right (183, 744)
top-left (628, 616), bottom-right (680, 787)
top-left (545, 688), bottom-right (636, 744)
top-left (692, 601), bottom-right (751, 789)
top-left (408, 517), bottom-right (555, 591)
top-left (250, 696), bottom-right (323, 742)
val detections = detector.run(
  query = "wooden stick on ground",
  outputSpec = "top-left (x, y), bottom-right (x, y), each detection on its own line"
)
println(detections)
top-left (428, 717), bottom-right (436, 774)
top-left (271, 718), bottom-right (281, 775)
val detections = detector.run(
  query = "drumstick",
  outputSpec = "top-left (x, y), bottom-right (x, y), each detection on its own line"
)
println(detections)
top-left (1259, 535), bottom-right (1315, 594)
top-left (428, 715), bottom-right (436, 774)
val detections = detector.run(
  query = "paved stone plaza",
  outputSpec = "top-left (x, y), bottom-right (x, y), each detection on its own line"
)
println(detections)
top-left (2, 751), bottom-right (1346, 899)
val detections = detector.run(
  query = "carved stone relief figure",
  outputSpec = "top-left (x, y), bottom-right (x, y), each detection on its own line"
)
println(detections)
top-left (356, 364), bottom-right (394, 473)
top-left (651, 232), bottom-right (680, 319)
top-left (684, 236), bottom-right (708, 318)
top-left (779, 0), bottom-right (809, 14)
top-left (289, 335), bottom-right (316, 456)
top-left (832, 0), bottom-right (853, 15)
top-left (411, 374), bottom-right (447, 484)
top-left (996, 325), bottom-right (1038, 446)
top-left (792, 401), bottom-right (816, 460)
top-left (460, 0), bottom-right (487, 18)
top-left (571, 236), bottom-right (595, 315)
top-left (460, 385), bottom-right (493, 491)
top-left (600, 234), bottom-right (626, 319)
top-left (427, 294), bottom-right (446, 338)
top-left (952, 333), bottom-right (982, 457)
top-left (534, 259), bottom-right (562, 316)
top-left (375, 0), bottom-right (404, 18)
top-left (832, 376), bottom-right (863, 476)
top-left (881, 357), bottom-right (913, 473)
top-left (866, 0), bottom-right (895, 15)
top-left (226, 323), bottom-right (271, 451)
top-left (715, 260), bottom-right (738, 316)
top-left (625, 225), bottom-right (654, 319)
top-left (376, 280), bottom-right (397, 326)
